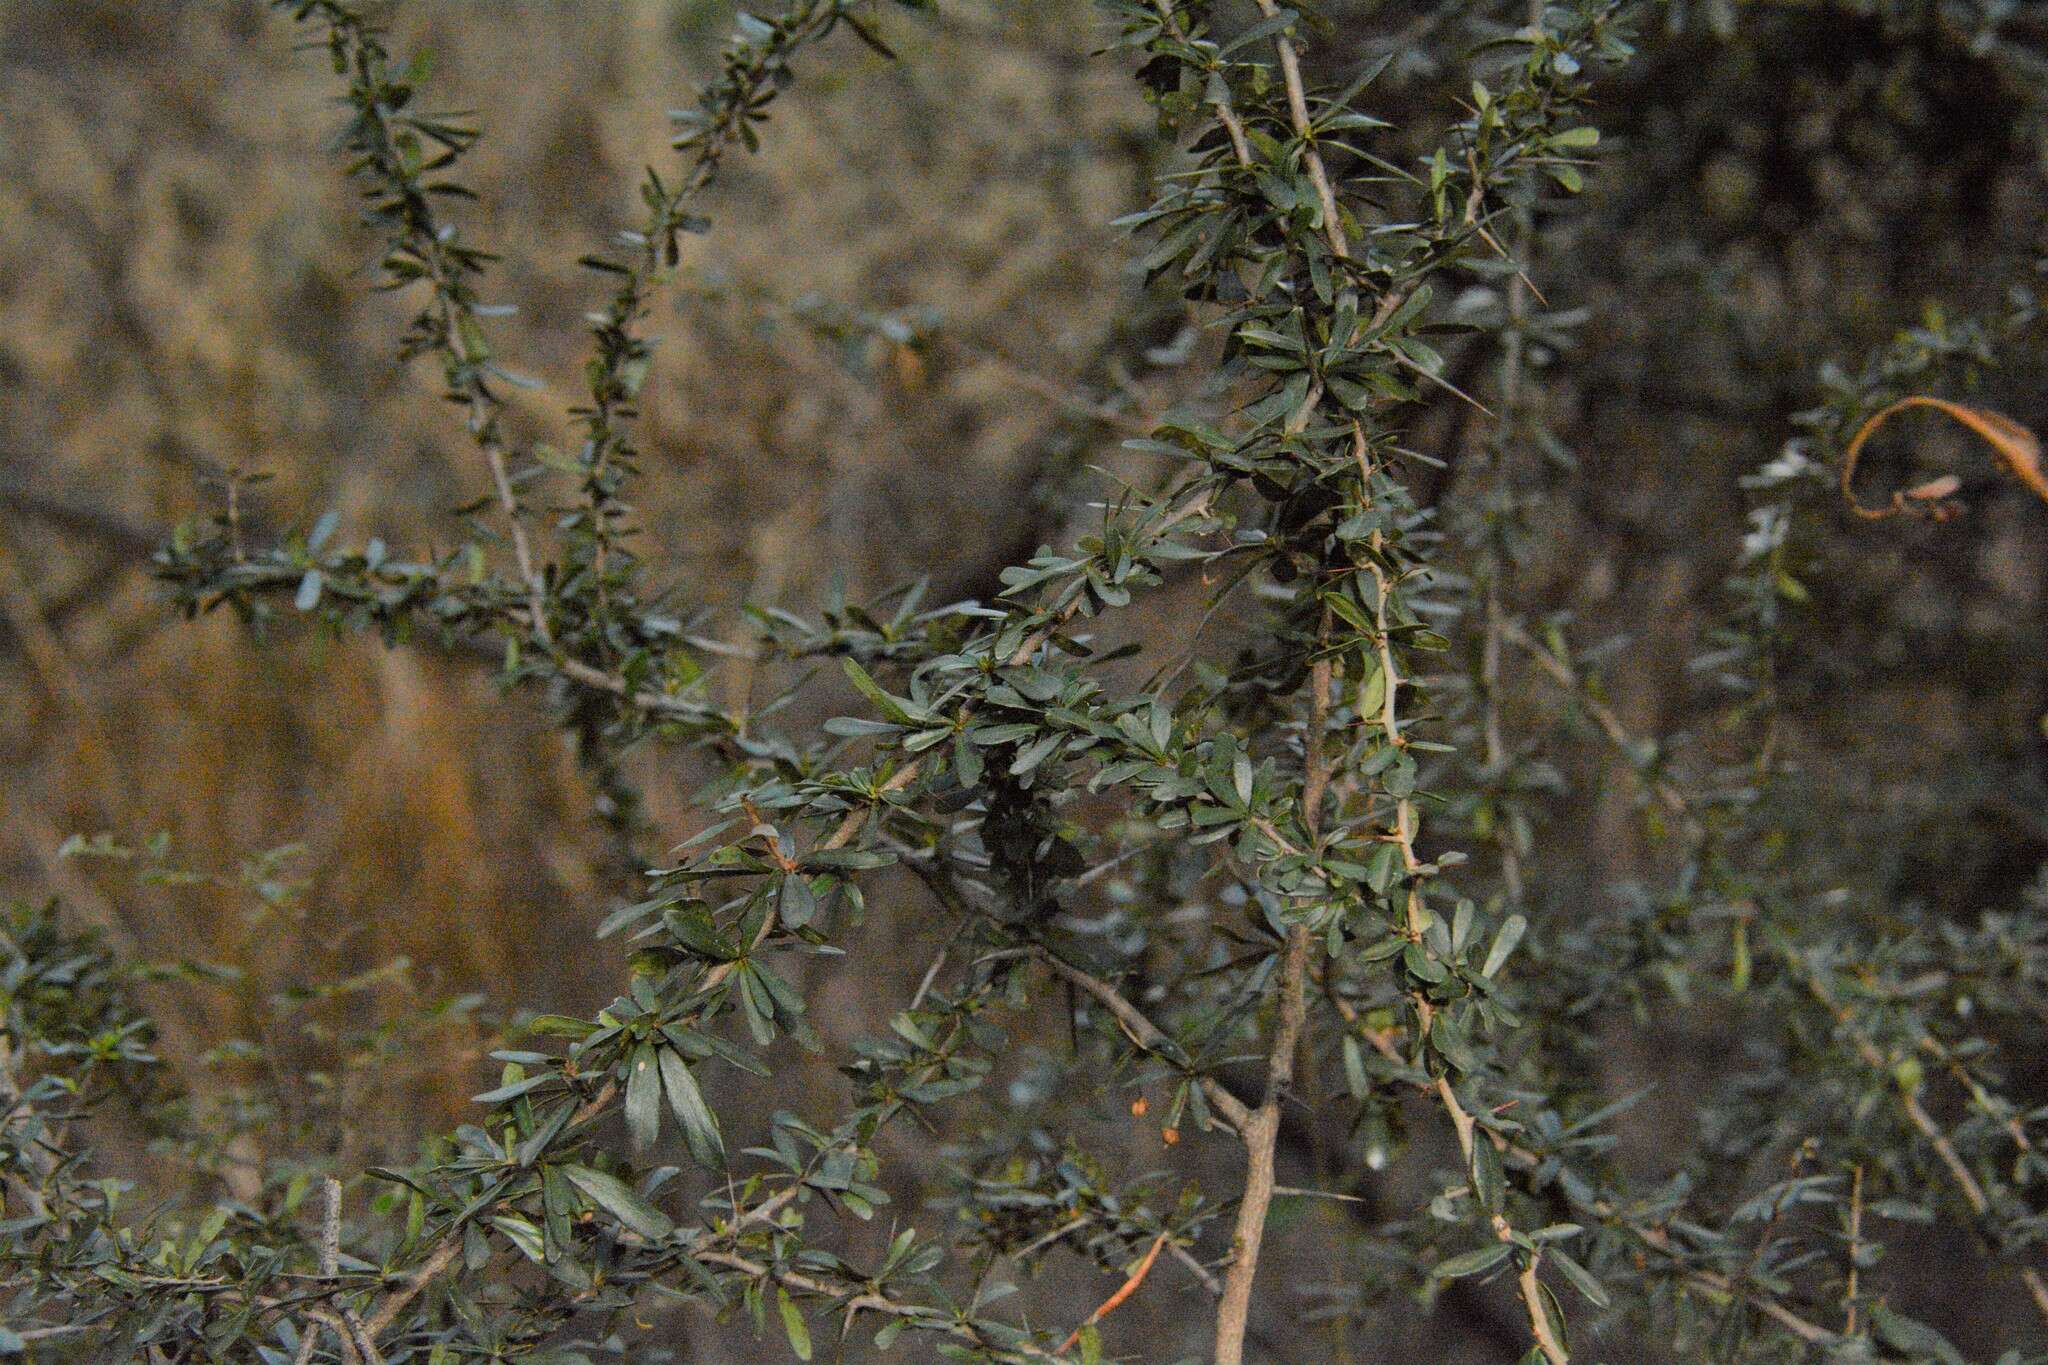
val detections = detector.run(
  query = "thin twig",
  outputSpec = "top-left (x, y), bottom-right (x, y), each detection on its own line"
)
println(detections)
top-left (1014, 1214), bottom-right (1094, 1261)
top-left (1504, 620), bottom-right (1695, 830)
top-left (290, 1181), bottom-right (346, 1365)
top-left (909, 946), bottom-right (951, 1011)
top-left (1844, 1163), bottom-right (1864, 1336)
top-left (1516, 618), bottom-right (2048, 1331)
top-left (1170, 1240), bottom-right (1224, 1296)
top-left (1211, 919), bottom-right (1308, 1365)
top-left (1920, 1032), bottom-right (2040, 1159)
top-left (1022, 947), bottom-right (1250, 1133)
top-left (1803, 969), bottom-right (2048, 1325)
top-left (1247, 0), bottom-right (1349, 260)
top-left (693, 1249), bottom-right (1064, 1360)
top-left (1480, 111), bottom-right (1539, 907)
top-left (480, 432), bottom-right (551, 651)
top-left (362, 1239), bottom-right (459, 1338)
top-left (1202, 13), bottom-right (1358, 1334)
top-left (1357, 425), bottom-right (1563, 1362)
top-left (1145, 1), bottom-right (1253, 169)
top-left (1057, 1230), bottom-right (1169, 1353)
top-left (1213, 602), bottom-right (1328, 1364)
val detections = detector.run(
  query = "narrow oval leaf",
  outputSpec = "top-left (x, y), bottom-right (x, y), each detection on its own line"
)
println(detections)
top-left (659, 1046), bottom-right (726, 1168)
top-left (1482, 914), bottom-right (1528, 978)
top-left (778, 1286), bottom-right (813, 1361)
top-left (1432, 1242), bottom-right (1511, 1279)
top-left (1550, 1249), bottom-right (1610, 1309)
top-left (472, 1074), bottom-right (551, 1106)
top-left (625, 1043), bottom-right (661, 1153)
top-left (558, 1163), bottom-right (673, 1241)
top-left (1471, 1136), bottom-right (1506, 1216)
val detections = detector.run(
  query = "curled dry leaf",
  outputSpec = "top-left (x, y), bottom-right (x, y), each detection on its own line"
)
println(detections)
top-left (1840, 396), bottom-right (2047, 521)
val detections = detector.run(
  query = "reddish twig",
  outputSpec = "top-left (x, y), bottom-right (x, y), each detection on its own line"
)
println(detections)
top-left (1056, 1231), bottom-right (1170, 1354)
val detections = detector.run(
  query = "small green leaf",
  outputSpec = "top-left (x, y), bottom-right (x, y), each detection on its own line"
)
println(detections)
top-left (625, 1043), bottom-right (661, 1153)
top-left (1549, 1249), bottom-right (1610, 1308)
top-left (659, 1046), bottom-right (726, 1168)
top-left (1403, 942), bottom-right (1448, 985)
top-left (1870, 1304), bottom-right (1965, 1365)
top-left (1481, 914), bottom-right (1528, 978)
top-left (488, 1214), bottom-right (546, 1264)
top-left (841, 657), bottom-right (919, 724)
top-left (472, 1073), bottom-right (550, 1106)
top-left (823, 716), bottom-right (905, 738)
top-left (307, 510), bottom-right (339, 552)
top-left (777, 874), bottom-right (819, 929)
top-left (456, 313), bottom-right (491, 361)
top-left (1342, 1035), bottom-right (1371, 1102)
top-left (1357, 934), bottom-right (1406, 963)
top-left (559, 1163), bottom-right (673, 1240)
top-left (1433, 1242), bottom-right (1511, 1279)
top-left (1009, 731), bottom-right (1063, 776)
top-left (1363, 842), bottom-right (1402, 894)
top-left (778, 1287), bottom-right (813, 1361)
top-left (1471, 1136), bottom-right (1506, 1215)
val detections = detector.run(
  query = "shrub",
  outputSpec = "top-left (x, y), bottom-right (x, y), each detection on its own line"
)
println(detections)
top-left (5, 2), bottom-right (2047, 1362)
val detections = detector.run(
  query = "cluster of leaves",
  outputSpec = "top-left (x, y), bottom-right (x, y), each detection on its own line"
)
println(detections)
top-left (9, 2), bottom-right (2048, 1363)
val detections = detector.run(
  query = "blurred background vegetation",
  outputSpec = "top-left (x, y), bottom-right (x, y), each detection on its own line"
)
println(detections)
top-left (2, 1), bottom-right (2044, 1357)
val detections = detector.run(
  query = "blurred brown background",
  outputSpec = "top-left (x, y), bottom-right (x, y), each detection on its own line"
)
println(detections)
top-left (4, 2), bottom-right (2046, 1358)
top-left (0, 0), bottom-right (1160, 1043)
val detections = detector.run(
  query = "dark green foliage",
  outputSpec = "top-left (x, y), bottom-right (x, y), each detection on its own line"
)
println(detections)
top-left (8, 2), bottom-right (2048, 1362)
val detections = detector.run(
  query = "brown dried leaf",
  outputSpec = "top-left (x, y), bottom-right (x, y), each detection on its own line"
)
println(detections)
top-left (1840, 396), bottom-right (2046, 521)
top-left (1904, 474), bottom-right (1962, 503)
